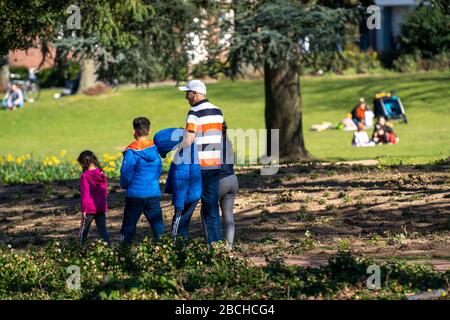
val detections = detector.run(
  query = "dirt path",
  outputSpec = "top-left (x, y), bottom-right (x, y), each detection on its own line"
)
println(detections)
top-left (1, 162), bottom-right (449, 270)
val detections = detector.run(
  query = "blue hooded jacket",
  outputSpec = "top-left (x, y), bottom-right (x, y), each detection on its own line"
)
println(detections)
top-left (153, 128), bottom-right (202, 211)
top-left (120, 140), bottom-right (162, 198)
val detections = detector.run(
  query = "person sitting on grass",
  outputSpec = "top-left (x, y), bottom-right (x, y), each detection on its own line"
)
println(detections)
top-left (338, 113), bottom-right (358, 131)
top-left (372, 116), bottom-right (399, 144)
top-left (119, 117), bottom-right (165, 244)
top-left (364, 104), bottom-right (375, 128)
top-left (77, 150), bottom-right (111, 246)
top-left (352, 122), bottom-right (375, 147)
top-left (351, 97), bottom-right (366, 126)
top-left (2, 84), bottom-right (24, 110)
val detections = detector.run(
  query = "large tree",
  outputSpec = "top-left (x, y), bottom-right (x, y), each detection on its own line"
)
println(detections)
top-left (0, 0), bottom-right (65, 91)
top-left (0, 0), bottom-right (181, 92)
top-left (50, 1), bottom-right (154, 92)
top-left (36, 1), bottom-right (216, 90)
top-left (1, 0), bottom-right (360, 161)
top-left (0, 0), bottom-right (221, 91)
top-left (223, 0), bottom-right (359, 160)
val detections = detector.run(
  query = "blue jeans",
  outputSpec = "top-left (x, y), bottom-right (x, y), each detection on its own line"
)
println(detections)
top-left (120, 196), bottom-right (165, 243)
top-left (353, 118), bottom-right (362, 126)
top-left (79, 213), bottom-right (111, 246)
top-left (2, 99), bottom-right (23, 109)
top-left (175, 170), bottom-right (222, 244)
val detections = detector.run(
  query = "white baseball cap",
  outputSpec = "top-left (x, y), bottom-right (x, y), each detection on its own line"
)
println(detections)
top-left (178, 80), bottom-right (207, 95)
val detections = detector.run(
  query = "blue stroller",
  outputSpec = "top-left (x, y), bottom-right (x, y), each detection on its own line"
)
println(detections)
top-left (373, 92), bottom-right (408, 124)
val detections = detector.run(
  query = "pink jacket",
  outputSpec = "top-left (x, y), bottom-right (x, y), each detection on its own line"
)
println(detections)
top-left (80, 168), bottom-right (108, 214)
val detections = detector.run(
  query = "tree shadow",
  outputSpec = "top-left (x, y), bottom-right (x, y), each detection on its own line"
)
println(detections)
top-left (1, 161), bottom-right (449, 249)
top-left (228, 162), bottom-right (450, 244)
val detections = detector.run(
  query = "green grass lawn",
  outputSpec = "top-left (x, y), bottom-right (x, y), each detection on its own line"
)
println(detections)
top-left (1, 71), bottom-right (449, 164)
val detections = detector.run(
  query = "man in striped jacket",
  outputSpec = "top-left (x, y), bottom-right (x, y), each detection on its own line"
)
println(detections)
top-left (176, 80), bottom-right (224, 244)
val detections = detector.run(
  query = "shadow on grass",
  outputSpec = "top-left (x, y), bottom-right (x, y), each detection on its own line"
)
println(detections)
top-left (1, 160), bottom-right (449, 249)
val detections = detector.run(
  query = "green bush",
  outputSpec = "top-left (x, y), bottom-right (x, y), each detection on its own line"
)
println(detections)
top-left (429, 52), bottom-right (450, 70)
top-left (0, 239), bottom-right (448, 300)
top-left (393, 51), bottom-right (450, 73)
top-left (342, 50), bottom-right (380, 74)
top-left (393, 52), bottom-right (422, 73)
top-left (38, 62), bottom-right (80, 88)
top-left (400, 7), bottom-right (450, 58)
top-left (9, 66), bottom-right (28, 79)
top-left (9, 63), bottom-right (81, 88)
top-left (191, 63), bottom-right (209, 79)
top-left (302, 50), bottom-right (381, 75)
top-left (38, 68), bottom-right (70, 88)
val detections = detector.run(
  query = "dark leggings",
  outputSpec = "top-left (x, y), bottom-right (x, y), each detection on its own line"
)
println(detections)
top-left (79, 213), bottom-right (111, 246)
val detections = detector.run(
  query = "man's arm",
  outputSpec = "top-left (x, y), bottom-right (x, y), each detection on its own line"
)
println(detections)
top-left (178, 130), bottom-right (195, 149)
top-left (178, 110), bottom-right (199, 148)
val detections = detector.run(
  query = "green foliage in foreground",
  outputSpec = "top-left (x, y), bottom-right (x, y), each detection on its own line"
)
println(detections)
top-left (0, 237), bottom-right (448, 300)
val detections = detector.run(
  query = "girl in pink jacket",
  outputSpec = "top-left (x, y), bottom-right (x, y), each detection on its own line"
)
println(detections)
top-left (77, 150), bottom-right (111, 246)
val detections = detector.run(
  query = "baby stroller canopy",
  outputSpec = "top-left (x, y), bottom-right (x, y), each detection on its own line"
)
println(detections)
top-left (373, 92), bottom-right (408, 124)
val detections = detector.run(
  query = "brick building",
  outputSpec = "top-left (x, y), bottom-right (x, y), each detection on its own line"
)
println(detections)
top-left (8, 45), bottom-right (56, 69)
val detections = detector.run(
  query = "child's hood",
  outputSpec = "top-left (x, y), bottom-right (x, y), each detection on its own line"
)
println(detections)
top-left (82, 168), bottom-right (107, 185)
top-left (153, 128), bottom-right (183, 158)
top-left (123, 140), bottom-right (158, 162)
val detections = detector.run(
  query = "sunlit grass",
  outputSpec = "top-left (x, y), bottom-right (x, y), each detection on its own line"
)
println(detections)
top-left (0, 71), bottom-right (449, 164)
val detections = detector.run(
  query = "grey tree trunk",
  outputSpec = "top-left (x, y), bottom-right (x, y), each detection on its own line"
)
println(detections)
top-left (78, 58), bottom-right (97, 93)
top-left (264, 61), bottom-right (310, 161)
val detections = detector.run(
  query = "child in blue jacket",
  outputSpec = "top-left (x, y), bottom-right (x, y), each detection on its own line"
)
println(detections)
top-left (120, 117), bottom-right (165, 244)
top-left (153, 128), bottom-right (202, 238)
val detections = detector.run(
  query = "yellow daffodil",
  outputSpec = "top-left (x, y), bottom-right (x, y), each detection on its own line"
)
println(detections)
top-left (7, 154), bottom-right (14, 162)
top-left (42, 157), bottom-right (51, 166)
top-left (60, 150), bottom-right (67, 157)
top-left (51, 156), bottom-right (60, 165)
top-left (109, 161), bottom-right (116, 167)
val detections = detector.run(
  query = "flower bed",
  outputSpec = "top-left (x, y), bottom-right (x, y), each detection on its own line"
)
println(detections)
top-left (0, 152), bottom-right (171, 184)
